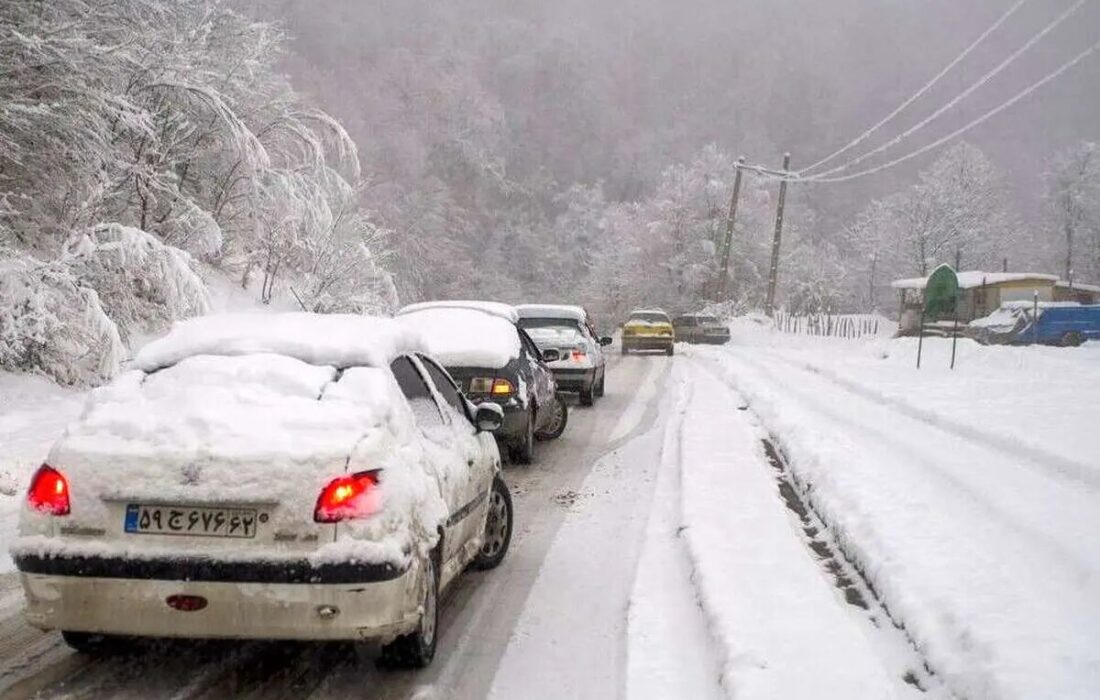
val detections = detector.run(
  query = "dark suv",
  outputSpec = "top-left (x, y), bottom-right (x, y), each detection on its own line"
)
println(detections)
top-left (672, 313), bottom-right (731, 344)
top-left (396, 301), bottom-right (566, 463)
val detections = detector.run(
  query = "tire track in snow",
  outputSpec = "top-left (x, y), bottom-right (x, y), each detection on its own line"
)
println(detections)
top-left (683, 356), bottom-right (949, 698)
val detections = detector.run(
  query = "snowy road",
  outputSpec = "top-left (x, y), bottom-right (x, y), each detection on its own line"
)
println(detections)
top-left (0, 352), bottom-right (684, 699)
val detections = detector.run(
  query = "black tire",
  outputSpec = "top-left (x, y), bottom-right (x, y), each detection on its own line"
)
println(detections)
top-left (535, 395), bottom-right (568, 440)
top-left (1062, 331), bottom-right (1084, 347)
top-left (594, 370), bottom-right (605, 398)
top-left (471, 476), bottom-right (513, 570)
top-left (509, 410), bottom-right (535, 464)
top-left (579, 386), bottom-right (594, 406)
top-left (61, 631), bottom-right (127, 655)
top-left (621, 344), bottom-right (629, 355)
top-left (381, 552), bottom-right (439, 668)
top-left (666, 345), bottom-right (674, 356)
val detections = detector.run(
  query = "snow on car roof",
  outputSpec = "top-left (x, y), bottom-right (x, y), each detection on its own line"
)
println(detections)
top-left (134, 312), bottom-right (424, 372)
top-left (516, 304), bottom-right (587, 323)
top-left (891, 271), bottom-right (1059, 290)
top-left (397, 300), bottom-right (519, 324)
top-left (395, 307), bottom-right (521, 369)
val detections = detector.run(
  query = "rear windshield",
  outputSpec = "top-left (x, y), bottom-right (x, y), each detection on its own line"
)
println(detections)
top-left (525, 325), bottom-right (584, 348)
top-left (628, 312), bottom-right (669, 323)
top-left (519, 317), bottom-right (584, 332)
top-left (697, 316), bottom-right (720, 324)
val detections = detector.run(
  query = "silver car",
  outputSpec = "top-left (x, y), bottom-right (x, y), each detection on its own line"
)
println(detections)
top-left (517, 304), bottom-right (612, 406)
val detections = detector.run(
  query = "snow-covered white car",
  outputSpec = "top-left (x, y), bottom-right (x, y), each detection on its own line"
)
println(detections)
top-left (11, 313), bottom-right (514, 668)
top-left (516, 304), bottom-right (612, 406)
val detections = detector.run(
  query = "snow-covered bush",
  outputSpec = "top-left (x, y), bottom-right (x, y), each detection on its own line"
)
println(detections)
top-left (0, 254), bottom-right (124, 386)
top-left (61, 225), bottom-right (211, 343)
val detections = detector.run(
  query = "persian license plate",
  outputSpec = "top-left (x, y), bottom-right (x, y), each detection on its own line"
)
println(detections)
top-left (124, 504), bottom-right (258, 539)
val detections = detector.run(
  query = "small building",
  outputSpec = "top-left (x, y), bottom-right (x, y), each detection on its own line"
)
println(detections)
top-left (1053, 280), bottom-right (1100, 305)
top-left (891, 271), bottom-right (1059, 335)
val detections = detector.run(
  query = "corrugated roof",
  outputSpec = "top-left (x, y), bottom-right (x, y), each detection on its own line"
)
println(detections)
top-left (891, 271), bottom-right (1059, 290)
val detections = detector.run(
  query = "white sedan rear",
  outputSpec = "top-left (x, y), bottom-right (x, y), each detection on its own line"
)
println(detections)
top-left (10, 313), bottom-right (513, 667)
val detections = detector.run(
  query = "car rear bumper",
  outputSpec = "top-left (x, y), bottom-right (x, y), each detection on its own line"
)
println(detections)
top-left (15, 555), bottom-right (421, 642)
top-left (622, 336), bottom-right (673, 349)
top-left (550, 367), bottom-right (597, 392)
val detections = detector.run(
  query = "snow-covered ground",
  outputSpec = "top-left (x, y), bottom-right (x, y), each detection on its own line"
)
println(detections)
top-left (683, 318), bottom-right (1100, 700)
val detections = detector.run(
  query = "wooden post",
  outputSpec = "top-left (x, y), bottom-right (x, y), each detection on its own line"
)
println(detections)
top-left (716, 157), bottom-right (746, 299)
top-left (764, 153), bottom-right (791, 317)
top-left (950, 311), bottom-right (959, 370)
top-left (916, 310), bottom-right (926, 369)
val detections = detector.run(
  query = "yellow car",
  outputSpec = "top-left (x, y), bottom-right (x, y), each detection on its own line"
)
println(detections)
top-left (621, 309), bottom-right (675, 356)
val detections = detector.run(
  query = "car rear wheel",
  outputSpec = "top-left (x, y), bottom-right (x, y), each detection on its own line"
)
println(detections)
top-left (535, 395), bottom-right (568, 440)
top-left (595, 370), bottom-right (605, 397)
top-left (1061, 331), bottom-right (1084, 347)
top-left (666, 345), bottom-right (674, 356)
top-left (381, 552), bottom-right (439, 668)
top-left (510, 410), bottom-right (535, 464)
top-left (61, 630), bottom-right (128, 655)
top-left (471, 476), bottom-right (513, 570)
top-left (579, 385), bottom-right (594, 406)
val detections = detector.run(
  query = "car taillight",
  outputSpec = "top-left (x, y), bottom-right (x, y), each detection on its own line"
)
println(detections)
top-left (27, 464), bottom-right (70, 515)
top-left (571, 349), bottom-right (586, 362)
top-left (490, 378), bottom-right (515, 396)
top-left (314, 470), bottom-right (382, 523)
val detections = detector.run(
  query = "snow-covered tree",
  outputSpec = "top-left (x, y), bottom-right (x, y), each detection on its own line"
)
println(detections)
top-left (1044, 142), bottom-right (1100, 282)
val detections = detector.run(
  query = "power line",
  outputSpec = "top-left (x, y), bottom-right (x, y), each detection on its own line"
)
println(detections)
top-left (803, 0), bottom-right (1088, 181)
top-left (803, 39), bottom-right (1100, 184)
top-left (799, 0), bottom-right (1032, 176)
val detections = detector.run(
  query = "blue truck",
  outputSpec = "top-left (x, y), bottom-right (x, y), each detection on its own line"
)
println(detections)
top-left (968, 304), bottom-right (1100, 346)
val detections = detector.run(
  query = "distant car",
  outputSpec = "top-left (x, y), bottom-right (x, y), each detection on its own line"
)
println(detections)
top-left (621, 308), bottom-right (675, 355)
top-left (672, 313), bottom-right (730, 344)
top-left (969, 303), bottom-right (1100, 346)
top-left (516, 304), bottom-right (612, 406)
top-left (396, 301), bottom-right (566, 463)
top-left (11, 313), bottom-right (513, 668)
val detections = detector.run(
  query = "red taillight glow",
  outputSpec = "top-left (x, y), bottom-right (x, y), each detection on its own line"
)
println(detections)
top-left (27, 465), bottom-right (70, 515)
top-left (490, 378), bottom-right (515, 396)
top-left (314, 471), bottom-right (382, 523)
top-left (571, 349), bottom-right (586, 362)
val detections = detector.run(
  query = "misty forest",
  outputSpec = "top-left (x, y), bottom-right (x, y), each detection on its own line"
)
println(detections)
top-left (2, 0), bottom-right (1099, 385)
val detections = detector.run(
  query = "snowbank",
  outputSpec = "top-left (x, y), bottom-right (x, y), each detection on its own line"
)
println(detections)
top-left (396, 307), bottom-right (520, 369)
top-left (671, 361), bottom-right (910, 698)
top-left (689, 320), bottom-right (1100, 699)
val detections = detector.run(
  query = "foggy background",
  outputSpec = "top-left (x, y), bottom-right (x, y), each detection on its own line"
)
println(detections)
top-left (262, 0), bottom-right (1100, 310)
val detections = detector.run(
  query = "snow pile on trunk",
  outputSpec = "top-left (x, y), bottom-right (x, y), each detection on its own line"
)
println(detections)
top-left (136, 312), bottom-right (424, 371)
top-left (396, 307), bottom-right (520, 369)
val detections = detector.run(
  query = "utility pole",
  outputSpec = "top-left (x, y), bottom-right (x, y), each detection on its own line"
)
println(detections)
top-left (716, 156), bottom-right (745, 299)
top-left (764, 152), bottom-right (791, 317)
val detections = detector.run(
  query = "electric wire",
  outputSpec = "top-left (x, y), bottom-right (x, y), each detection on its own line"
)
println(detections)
top-left (799, 0), bottom-right (1032, 175)
top-left (802, 0), bottom-right (1089, 181)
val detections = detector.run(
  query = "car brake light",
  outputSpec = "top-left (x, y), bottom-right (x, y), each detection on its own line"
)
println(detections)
top-left (571, 349), bottom-right (586, 361)
top-left (27, 465), bottom-right (70, 515)
top-left (490, 378), bottom-right (514, 396)
top-left (314, 470), bottom-right (382, 523)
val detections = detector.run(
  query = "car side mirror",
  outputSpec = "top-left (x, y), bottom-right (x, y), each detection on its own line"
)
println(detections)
top-left (475, 403), bottom-right (504, 433)
top-left (599, 336), bottom-right (613, 346)
top-left (541, 348), bottom-right (561, 362)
